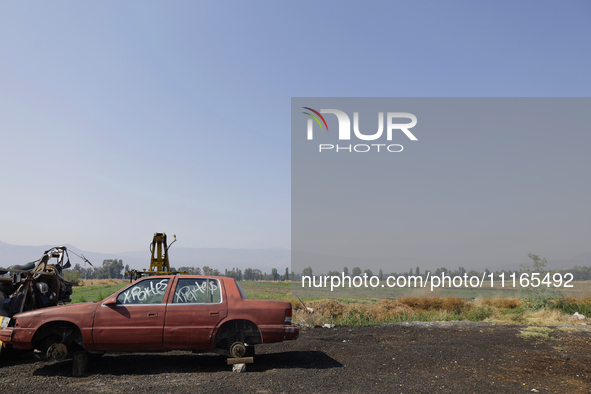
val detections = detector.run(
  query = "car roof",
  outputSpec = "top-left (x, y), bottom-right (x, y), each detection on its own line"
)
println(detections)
top-left (135, 274), bottom-right (231, 281)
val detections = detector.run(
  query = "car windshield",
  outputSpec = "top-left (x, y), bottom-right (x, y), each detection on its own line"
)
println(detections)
top-left (116, 278), bottom-right (170, 305)
top-left (236, 281), bottom-right (247, 299)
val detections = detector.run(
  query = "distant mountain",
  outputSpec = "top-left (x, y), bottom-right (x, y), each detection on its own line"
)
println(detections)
top-left (0, 240), bottom-right (290, 273)
top-left (1, 240), bottom-right (587, 275)
top-left (116, 247), bottom-right (291, 273)
top-left (292, 250), bottom-right (591, 275)
top-left (547, 252), bottom-right (591, 270)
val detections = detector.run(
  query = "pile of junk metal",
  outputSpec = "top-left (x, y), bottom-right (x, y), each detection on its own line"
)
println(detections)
top-left (0, 247), bottom-right (73, 318)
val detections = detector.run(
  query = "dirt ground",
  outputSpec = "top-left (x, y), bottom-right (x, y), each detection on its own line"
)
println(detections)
top-left (1, 321), bottom-right (590, 393)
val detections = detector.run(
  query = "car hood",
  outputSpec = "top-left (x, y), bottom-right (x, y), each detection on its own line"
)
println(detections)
top-left (14, 302), bottom-right (99, 320)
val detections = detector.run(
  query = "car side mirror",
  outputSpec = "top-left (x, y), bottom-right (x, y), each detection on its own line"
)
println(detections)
top-left (103, 297), bottom-right (117, 307)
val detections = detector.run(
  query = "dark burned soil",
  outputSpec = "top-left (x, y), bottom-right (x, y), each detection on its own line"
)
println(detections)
top-left (1, 322), bottom-right (590, 393)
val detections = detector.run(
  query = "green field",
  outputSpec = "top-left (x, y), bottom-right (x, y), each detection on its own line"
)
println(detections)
top-left (71, 284), bottom-right (127, 303)
top-left (68, 279), bottom-right (591, 327)
top-left (291, 279), bottom-right (591, 299)
top-left (71, 279), bottom-right (591, 304)
top-left (236, 280), bottom-right (292, 300)
top-left (69, 280), bottom-right (295, 304)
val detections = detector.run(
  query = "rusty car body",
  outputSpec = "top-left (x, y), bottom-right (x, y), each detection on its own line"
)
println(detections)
top-left (0, 275), bottom-right (297, 361)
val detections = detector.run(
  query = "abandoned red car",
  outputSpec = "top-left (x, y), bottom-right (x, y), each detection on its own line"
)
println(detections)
top-left (0, 275), bottom-right (298, 361)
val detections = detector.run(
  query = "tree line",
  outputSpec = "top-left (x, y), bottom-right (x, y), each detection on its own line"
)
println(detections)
top-left (70, 260), bottom-right (128, 280)
top-left (63, 260), bottom-right (292, 282)
top-left (301, 253), bottom-right (591, 281)
top-left (63, 254), bottom-right (591, 284)
top-left (177, 266), bottom-right (290, 281)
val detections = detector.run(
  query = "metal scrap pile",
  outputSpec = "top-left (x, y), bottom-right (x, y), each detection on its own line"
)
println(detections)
top-left (0, 246), bottom-right (73, 318)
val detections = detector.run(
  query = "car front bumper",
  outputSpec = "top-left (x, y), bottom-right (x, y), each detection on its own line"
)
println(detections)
top-left (0, 320), bottom-right (34, 350)
top-left (0, 316), bottom-right (13, 347)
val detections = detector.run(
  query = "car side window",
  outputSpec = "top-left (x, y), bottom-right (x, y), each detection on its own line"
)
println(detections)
top-left (173, 278), bottom-right (221, 304)
top-left (116, 278), bottom-right (170, 305)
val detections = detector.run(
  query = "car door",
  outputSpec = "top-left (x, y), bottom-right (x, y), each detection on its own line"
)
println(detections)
top-left (163, 277), bottom-right (228, 349)
top-left (93, 278), bottom-right (170, 350)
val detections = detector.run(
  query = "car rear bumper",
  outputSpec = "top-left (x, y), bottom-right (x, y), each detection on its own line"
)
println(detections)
top-left (258, 324), bottom-right (299, 343)
top-left (284, 325), bottom-right (299, 340)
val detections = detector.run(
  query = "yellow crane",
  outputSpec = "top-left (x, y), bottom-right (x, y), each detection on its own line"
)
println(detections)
top-left (126, 232), bottom-right (186, 281)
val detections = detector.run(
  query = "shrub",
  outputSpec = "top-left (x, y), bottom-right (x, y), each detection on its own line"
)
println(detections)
top-left (482, 298), bottom-right (521, 309)
top-left (441, 298), bottom-right (469, 314)
top-left (62, 269), bottom-right (81, 286)
top-left (552, 299), bottom-right (591, 318)
top-left (464, 306), bottom-right (493, 321)
top-left (398, 297), bottom-right (470, 313)
top-left (521, 285), bottom-right (562, 310)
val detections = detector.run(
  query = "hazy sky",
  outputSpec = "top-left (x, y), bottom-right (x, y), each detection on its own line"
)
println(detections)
top-left (0, 1), bottom-right (589, 253)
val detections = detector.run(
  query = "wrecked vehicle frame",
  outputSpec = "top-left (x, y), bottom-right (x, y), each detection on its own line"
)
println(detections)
top-left (0, 246), bottom-right (74, 319)
top-left (0, 275), bottom-right (298, 374)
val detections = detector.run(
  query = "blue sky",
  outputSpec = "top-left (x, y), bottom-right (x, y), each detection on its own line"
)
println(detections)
top-left (0, 1), bottom-right (589, 253)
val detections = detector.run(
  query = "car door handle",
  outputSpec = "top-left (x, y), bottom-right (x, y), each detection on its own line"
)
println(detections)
top-left (148, 312), bottom-right (158, 318)
top-left (209, 311), bottom-right (219, 317)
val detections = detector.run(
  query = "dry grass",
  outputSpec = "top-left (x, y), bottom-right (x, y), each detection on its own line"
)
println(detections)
top-left (304, 298), bottom-right (470, 317)
top-left (519, 331), bottom-right (549, 339)
top-left (525, 309), bottom-right (570, 326)
top-left (518, 326), bottom-right (555, 339)
top-left (361, 299), bottom-right (416, 321)
top-left (287, 297), bottom-right (306, 310)
top-left (397, 297), bottom-right (471, 313)
top-left (481, 298), bottom-right (522, 309)
top-left (292, 295), bottom-right (591, 327)
top-left (486, 306), bottom-right (586, 326)
top-left (294, 297), bottom-right (479, 326)
top-left (313, 299), bottom-right (345, 318)
top-left (526, 326), bottom-right (553, 333)
top-left (560, 298), bottom-right (591, 306)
